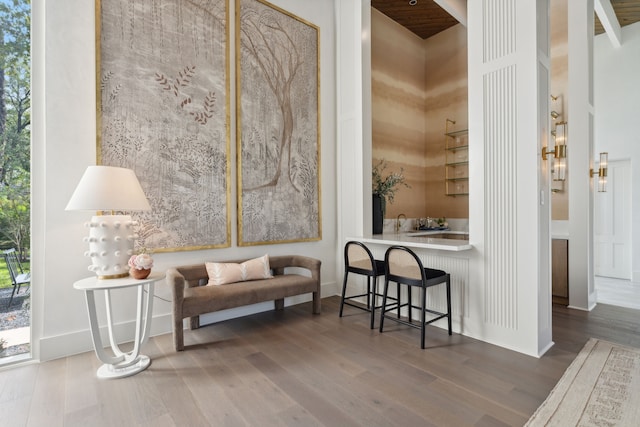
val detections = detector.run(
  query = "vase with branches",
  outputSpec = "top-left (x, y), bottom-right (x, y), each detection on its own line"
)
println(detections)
top-left (372, 160), bottom-right (409, 234)
top-left (372, 159), bottom-right (410, 215)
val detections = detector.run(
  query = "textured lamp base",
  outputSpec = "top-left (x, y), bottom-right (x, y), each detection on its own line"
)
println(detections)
top-left (97, 355), bottom-right (150, 379)
top-left (85, 214), bottom-right (136, 278)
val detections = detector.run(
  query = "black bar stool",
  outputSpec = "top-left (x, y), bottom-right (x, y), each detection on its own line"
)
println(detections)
top-left (339, 241), bottom-right (397, 329)
top-left (379, 245), bottom-right (452, 348)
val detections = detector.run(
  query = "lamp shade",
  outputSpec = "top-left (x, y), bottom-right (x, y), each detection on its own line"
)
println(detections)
top-left (66, 166), bottom-right (151, 211)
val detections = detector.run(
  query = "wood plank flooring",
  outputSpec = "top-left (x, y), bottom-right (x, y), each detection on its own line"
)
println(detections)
top-left (2, 297), bottom-right (640, 427)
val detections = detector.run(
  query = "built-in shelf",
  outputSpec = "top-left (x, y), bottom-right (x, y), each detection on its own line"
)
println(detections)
top-left (445, 160), bottom-right (468, 167)
top-left (444, 122), bottom-right (469, 196)
top-left (445, 145), bottom-right (469, 152)
top-left (444, 129), bottom-right (469, 138)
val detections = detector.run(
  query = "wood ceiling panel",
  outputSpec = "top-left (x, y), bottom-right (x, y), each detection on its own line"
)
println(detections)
top-left (371, 0), bottom-right (459, 39)
top-left (373, 0), bottom-right (640, 40)
top-left (596, 1), bottom-right (640, 34)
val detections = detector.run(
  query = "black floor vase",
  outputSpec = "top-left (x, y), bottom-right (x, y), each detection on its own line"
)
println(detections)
top-left (372, 194), bottom-right (384, 234)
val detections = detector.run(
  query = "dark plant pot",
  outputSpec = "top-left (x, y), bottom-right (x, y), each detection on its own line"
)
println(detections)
top-left (373, 193), bottom-right (385, 234)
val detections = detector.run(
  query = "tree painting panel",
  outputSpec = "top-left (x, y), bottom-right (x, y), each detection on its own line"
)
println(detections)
top-left (237, 0), bottom-right (320, 245)
top-left (98, 0), bottom-right (230, 251)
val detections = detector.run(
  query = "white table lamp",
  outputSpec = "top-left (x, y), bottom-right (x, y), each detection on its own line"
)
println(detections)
top-left (66, 166), bottom-right (151, 279)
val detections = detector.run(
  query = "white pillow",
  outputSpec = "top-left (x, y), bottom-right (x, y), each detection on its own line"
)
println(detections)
top-left (206, 254), bottom-right (273, 286)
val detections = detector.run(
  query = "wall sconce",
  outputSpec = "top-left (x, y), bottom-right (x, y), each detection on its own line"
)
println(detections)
top-left (542, 121), bottom-right (567, 181)
top-left (550, 95), bottom-right (562, 122)
top-left (590, 152), bottom-right (608, 192)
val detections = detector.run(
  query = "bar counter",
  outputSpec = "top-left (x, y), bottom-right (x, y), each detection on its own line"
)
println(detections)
top-left (352, 231), bottom-right (472, 252)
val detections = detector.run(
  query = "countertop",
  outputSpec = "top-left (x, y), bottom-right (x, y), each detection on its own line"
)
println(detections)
top-left (349, 231), bottom-right (472, 252)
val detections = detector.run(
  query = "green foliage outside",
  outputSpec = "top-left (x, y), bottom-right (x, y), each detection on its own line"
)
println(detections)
top-left (0, 0), bottom-right (31, 260)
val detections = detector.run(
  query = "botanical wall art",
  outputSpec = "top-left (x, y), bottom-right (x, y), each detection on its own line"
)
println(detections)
top-left (237, 0), bottom-right (321, 245)
top-left (97, 0), bottom-right (230, 252)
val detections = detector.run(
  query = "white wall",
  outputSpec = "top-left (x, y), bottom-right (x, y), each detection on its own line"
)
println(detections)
top-left (594, 22), bottom-right (640, 282)
top-left (32, 0), bottom-right (338, 362)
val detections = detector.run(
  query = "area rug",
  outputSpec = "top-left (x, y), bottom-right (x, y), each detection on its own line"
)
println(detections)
top-left (526, 338), bottom-right (640, 426)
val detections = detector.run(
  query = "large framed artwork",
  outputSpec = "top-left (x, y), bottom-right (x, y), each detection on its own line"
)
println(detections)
top-left (97, 0), bottom-right (230, 252)
top-left (236, 0), bottom-right (321, 246)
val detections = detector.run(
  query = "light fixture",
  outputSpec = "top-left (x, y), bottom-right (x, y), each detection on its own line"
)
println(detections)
top-left (66, 166), bottom-right (151, 279)
top-left (590, 152), bottom-right (608, 192)
top-left (409, 0), bottom-right (417, 5)
top-left (542, 121), bottom-right (567, 182)
top-left (550, 94), bottom-right (562, 121)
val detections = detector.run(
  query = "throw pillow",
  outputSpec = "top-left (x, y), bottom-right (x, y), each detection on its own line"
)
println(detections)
top-left (206, 254), bottom-right (273, 286)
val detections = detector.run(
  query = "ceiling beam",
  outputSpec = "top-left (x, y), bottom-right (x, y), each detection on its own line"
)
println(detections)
top-left (595, 0), bottom-right (622, 47)
top-left (434, 0), bottom-right (467, 27)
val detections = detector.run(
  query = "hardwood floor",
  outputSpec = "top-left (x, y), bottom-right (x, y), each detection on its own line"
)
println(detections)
top-left (2, 297), bottom-right (640, 427)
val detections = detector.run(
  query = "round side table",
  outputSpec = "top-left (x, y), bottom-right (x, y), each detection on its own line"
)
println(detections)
top-left (73, 272), bottom-right (164, 379)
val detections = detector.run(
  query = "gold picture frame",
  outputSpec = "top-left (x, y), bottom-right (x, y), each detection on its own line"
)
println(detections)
top-left (96, 0), bottom-right (231, 252)
top-left (236, 0), bottom-right (321, 246)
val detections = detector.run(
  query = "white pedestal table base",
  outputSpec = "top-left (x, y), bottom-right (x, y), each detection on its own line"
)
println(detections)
top-left (74, 273), bottom-right (163, 379)
top-left (97, 355), bottom-right (151, 379)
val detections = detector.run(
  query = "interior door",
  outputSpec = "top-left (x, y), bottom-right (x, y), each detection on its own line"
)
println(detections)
top-left (594, 159), bottom-right (631, 279)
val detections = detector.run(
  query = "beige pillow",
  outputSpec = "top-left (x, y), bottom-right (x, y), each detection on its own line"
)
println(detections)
top-left (206, 254), bottom-right (273, 286)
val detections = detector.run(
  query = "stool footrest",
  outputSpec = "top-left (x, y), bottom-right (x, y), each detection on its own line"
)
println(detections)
top-left (342, 299), bottom-right (373, 312)
top-left (381, 312), bottom-right (448, 330)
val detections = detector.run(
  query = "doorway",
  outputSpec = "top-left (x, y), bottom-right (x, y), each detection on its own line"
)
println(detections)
top-left (594, 159), bottom-right (632, 279)
top-left (595, 159), bottom-right (636, 309)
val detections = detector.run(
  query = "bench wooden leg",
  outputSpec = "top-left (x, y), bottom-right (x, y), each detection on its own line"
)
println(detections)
top-left (174, 318), bottom-right (184, 352)
top-left (313, 291), bottom-right (321, 314)
top-left (176, 316), bottom-right (199, 352)
top-left (275, 298), bottom-right (285, 310)
top-left (189, 316), bottom-right (200, 330)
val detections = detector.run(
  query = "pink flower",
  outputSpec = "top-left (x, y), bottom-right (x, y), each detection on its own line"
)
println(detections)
top-left (128, 253), bottom-right (154, 270)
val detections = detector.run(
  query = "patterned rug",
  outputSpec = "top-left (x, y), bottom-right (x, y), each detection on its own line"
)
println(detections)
top-left (526, 338), bottom-right (640, 426)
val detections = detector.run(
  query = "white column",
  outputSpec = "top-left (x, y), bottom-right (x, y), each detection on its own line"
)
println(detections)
top-left (336, 0), bottom-right (369, 242)
top-left (568, 0), bottom-right (596, 310)
top-left (362, 1), bottom-right (373, 236)
top-left (468, 0), bottom-right (553, 356)
top-left (335, 0), bottom-right (367, 279)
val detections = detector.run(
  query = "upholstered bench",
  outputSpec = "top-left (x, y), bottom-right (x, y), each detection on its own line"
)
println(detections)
top-left (167, 255), bottom-right (321, 351)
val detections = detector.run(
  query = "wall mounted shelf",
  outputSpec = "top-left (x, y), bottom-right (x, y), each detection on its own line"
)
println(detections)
top-left (444, 122), bottom-right (469, 196)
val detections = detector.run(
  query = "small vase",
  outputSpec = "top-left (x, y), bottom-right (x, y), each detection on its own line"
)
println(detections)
top-left (130, 268), bottom-right (151, 280)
